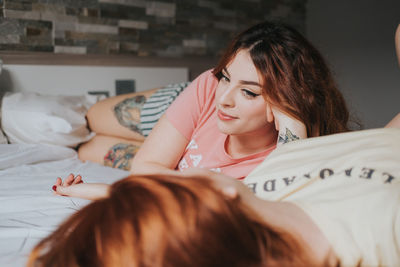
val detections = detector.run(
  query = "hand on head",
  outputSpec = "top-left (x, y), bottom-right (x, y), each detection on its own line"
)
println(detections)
top-left (181, 168), bottom-right (258, 205)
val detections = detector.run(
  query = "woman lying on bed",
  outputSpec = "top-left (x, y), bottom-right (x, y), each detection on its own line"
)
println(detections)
top-left (73, 20), bottom-right (351, 181)
top-left (31, 127), bottom-right (400, 267)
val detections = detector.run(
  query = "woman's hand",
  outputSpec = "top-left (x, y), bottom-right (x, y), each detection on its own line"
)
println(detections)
top-left (53, 173), bottom-right (84, 196)
top-left (181, 168), bottom-right (255, 203)
top-left (53, 173), bottom-right (109, 200)
top-left (267, 105), bottom-right (307, 146)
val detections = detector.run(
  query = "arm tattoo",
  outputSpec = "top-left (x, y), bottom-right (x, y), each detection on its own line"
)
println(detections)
top-left (113, 95), bottom-right (146, 135)
top-left (104, 143), bottom-right (140, 171)
top-left (278, 128), bottom-right (300, 144)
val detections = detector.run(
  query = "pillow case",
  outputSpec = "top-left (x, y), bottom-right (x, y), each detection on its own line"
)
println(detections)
top-left (0, 129), bottom-right (7, 144)
top-left (1, 92), bottom-right (101, 147)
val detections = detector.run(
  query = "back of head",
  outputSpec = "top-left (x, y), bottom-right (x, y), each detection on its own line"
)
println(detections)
top-left (28, 175), bottom-right (311, 267)
top-left (214, 21), bottom-right (351, 136)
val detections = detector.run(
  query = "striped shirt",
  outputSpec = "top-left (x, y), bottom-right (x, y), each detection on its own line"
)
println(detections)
top-left (140, 82), bottom-right (190, 136)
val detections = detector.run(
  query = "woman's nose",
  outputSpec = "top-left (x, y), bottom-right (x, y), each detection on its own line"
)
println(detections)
top-left (219, 87), bottom-right (235, 107)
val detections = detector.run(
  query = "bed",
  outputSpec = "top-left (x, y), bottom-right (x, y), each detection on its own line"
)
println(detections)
top-left (1, 61), bottom-right (398, 267)
top-left (0, 91), bottom-right (132, 266)
top-left (0, 61), bottom-right (187, 266)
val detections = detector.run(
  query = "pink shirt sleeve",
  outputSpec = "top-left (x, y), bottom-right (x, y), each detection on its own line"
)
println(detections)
top-left (166, 70), bottom-right (218, 140)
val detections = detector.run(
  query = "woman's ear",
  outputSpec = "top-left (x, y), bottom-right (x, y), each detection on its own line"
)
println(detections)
top-left (266, 103), bottom-right (274, 123)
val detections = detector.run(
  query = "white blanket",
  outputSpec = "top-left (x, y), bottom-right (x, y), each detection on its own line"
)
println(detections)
top-left (0, 144), bottom-right (129, 267)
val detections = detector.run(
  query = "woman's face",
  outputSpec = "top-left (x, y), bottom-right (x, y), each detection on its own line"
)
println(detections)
top-left (215, 50), bottom-right (274, 137)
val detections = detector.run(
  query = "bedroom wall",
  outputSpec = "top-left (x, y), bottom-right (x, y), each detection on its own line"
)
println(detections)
top-left (306, 0), bottom-right (400, 129)
top-left (0, 0), bottom-right (306, 57)
top-left (0, 0), bottom-right (307, 96)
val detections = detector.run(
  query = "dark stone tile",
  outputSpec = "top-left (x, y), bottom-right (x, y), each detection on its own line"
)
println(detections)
top-left (65, 6), bottom-right (79, 16)
top-left (175, 18), bottom-right (190, 26)
top-left (120, 42), bottom-right (140, 54)
top-left (0, 18), bottom-right (24, 34)
top-left (183, 46), bottom-right (206, 56)
top-left (153, 0), bottom-right (174, 3)
top-left (24, 19), bottom-right (53, 29)
top-left (37, 0), bottom-right (98, 9)
top-left (174, 0), bottom-right (197, 5)
top-left (86, 8), bottom-right (100, 17)
top-left (213, 0), bottom-right (235, 9)
top-left (0, 43), bottom-right (53, 52)
top-left (119, 27), bottom-right (139, 37)
top-left (65, 31), bottom-right (119, 42)
top-left (54, 37), bottom-right (73, 46)
top-left (154, 17), bottom-right (175, 25)
top-left (6, 0), bottom-right (38, 3)
top-left (26, 26), bottom-right (43, 36)
top-left (176, 5), bottom-right (211, 21)
top-left (78, 16), bottom-right (118, 26)
top-left (68, 7), bottom-right (100, 17)
top-left (85, 40), bottom-right (113, 54)
top-left (4, 1), bottom-right (33, 11)
top-left (20, 35), bottom-right (52, 46)
top-left (99, 3), bottom-right (146, 20)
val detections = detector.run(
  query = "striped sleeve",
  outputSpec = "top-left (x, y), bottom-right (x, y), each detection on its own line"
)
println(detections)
top-left (139, 82), bottom-right (190, 136)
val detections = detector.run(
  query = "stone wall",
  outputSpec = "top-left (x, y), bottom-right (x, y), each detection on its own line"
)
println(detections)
top-left (0, 0), bottom-right (306, 57)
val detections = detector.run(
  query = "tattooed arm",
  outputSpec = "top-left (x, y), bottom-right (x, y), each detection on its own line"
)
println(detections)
top-left (271, 107), bottom-right (307, 146)
top-left (85, 89), bottom-right (159, 142)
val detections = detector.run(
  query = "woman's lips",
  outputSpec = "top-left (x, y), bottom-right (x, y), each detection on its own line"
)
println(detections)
top-left (217, 110), bottom-right (237, 121)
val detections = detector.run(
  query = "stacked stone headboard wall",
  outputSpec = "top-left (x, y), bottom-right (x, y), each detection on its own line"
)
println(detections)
top-left (0, 0), bottom-right (306, 79)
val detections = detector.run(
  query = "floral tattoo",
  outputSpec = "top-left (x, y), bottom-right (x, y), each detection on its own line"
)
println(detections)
top-left (113, 95), bottom-right (146, 135)
top-left (104, 143), bottom-right (140, 170)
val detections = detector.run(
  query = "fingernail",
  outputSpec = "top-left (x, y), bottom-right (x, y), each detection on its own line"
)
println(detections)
top-left (52, 185), bottom-right (57, 191)
top-left (222, 186), bottom-right (238, 198)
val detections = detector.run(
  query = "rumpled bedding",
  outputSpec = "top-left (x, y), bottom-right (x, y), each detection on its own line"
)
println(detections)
top-left (0, 143), bottom-right (129, 267)
top-left (1, 92), bottom-right (101, 148)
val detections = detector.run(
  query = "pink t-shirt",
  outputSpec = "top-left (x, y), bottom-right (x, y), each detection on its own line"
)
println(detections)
top-left (166, 70), bottom-right (275, 179)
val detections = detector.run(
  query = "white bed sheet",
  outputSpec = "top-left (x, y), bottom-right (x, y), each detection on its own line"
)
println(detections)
top-left (0, 143), bottom-right (130, 267)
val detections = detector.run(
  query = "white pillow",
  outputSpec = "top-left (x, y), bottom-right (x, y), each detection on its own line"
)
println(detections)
top-left (1, 92), bottom-right (101, 147)
top-left (0, 129), bottom-right (7, 144)
top-left (0, 59), bottom-right (6, 144)
top-left (0, 101), bottom-right (7, 144)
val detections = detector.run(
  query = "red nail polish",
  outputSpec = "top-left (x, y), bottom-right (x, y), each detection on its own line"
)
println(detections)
top-left (52, 185), bottom-right (57, 191)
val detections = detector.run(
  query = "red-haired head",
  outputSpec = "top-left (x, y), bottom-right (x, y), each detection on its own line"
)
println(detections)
top-left (28, 175), bottom-right (312, 267)
top-left (213, 21), bottom-right (350, 136)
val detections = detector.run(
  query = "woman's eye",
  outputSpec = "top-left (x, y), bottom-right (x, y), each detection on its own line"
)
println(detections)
top-left (221, 73), bottom-right (230, 82)
top-left (242, 89), bottom-right (259, 98)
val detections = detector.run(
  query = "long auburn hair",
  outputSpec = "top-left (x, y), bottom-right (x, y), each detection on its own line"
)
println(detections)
top-left (213, 21), bottom-right (350, 137)
top-left (28, 175), bottom-right (313, 267)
